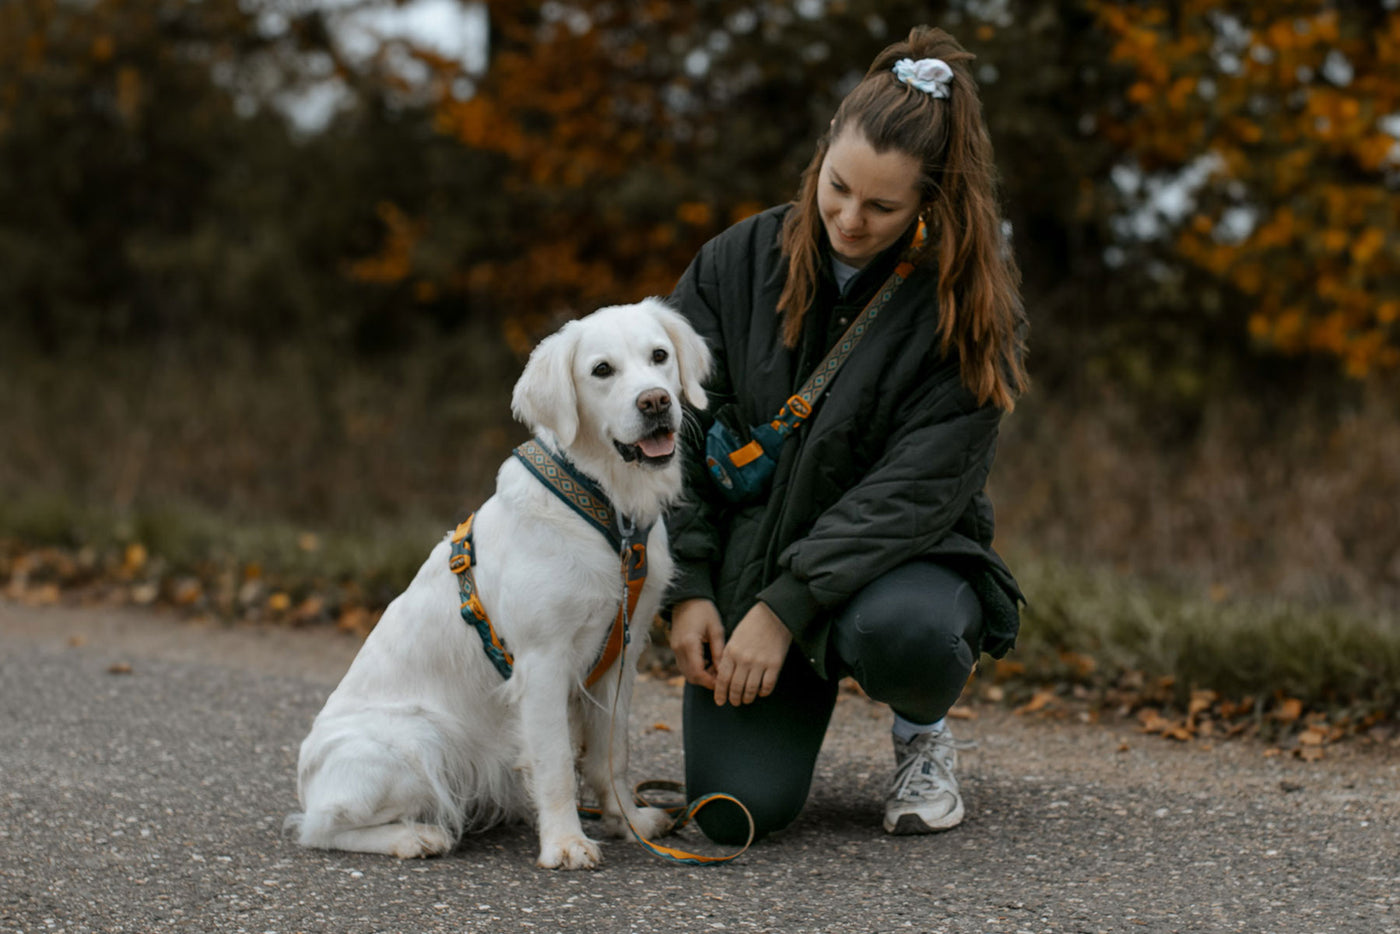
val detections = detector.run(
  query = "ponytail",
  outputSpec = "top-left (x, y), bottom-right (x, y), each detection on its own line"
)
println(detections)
top-left (778, 26), bottom-right (1028, 410)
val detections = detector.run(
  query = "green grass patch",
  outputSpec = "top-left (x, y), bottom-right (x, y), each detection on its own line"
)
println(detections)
top-left (1009, 551), bottom-right (1400, 714)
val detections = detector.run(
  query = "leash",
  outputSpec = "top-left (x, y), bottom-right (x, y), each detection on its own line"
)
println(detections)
top-left (590, 529), bottom-right (755, 866)
top-left (451, 440), bottom-right (754, 864)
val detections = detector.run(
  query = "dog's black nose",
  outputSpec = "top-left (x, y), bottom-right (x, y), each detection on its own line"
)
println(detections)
top-left (636, 388), bottom-right (671, 415)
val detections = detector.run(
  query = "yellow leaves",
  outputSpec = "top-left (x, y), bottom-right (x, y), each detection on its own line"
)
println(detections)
top-left (1319, 228), bottom-right (1349, 254)
top-left (1349, 226), bottom-right (1386, 265)
top-left (1126, 81), bottom-right (1154, 105)
top-left (1094, 4), bottom-right (1400, 377)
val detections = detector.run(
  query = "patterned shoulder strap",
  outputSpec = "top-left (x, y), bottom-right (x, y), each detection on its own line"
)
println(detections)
top-left (513, 440), bottom-right (621, 551)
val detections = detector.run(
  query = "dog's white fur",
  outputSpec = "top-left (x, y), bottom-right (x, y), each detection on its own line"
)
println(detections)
top-left (287, 298), bottom-right (710, 870)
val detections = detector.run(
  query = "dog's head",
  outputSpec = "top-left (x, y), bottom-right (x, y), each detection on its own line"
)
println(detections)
top-left (511, 298), bottom-right (711, 481)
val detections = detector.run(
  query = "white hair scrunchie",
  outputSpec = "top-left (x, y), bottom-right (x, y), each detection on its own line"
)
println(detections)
top-left (892, 57), bottom-right (954, 98)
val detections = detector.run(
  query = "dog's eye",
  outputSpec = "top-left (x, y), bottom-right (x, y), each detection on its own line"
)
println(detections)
top-left (652, 348), bottom-right (669, 365)
top-left (592, 361), bottom-right (613, 378)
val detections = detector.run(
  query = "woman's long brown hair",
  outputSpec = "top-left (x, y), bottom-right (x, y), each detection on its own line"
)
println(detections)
top-left (777, 26), bottom-right (1029, 411)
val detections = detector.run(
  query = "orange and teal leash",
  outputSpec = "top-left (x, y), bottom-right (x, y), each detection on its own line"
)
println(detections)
top-left (582, 531), bottom-right (755, 866)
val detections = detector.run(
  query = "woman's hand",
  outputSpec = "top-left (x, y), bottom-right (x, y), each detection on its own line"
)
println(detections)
top-left (712, 602), bottom-right (791, 707)
top-left (669, 598), bottom-right (726, 690)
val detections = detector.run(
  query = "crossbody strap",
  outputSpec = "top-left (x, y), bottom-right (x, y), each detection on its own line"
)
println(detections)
top-left (769, 220), bottom-right (927, 438)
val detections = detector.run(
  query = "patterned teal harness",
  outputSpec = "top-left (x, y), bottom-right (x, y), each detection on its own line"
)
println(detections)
top-left (449, 438), bottom-right (756, 865)
top-left (449, 440), bottom-right (651, 688)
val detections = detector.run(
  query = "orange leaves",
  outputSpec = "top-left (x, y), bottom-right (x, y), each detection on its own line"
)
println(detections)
top-left (1095, 2), bottom-right (1400, 377)
top-left (1, 537), bottom-right (378, 633)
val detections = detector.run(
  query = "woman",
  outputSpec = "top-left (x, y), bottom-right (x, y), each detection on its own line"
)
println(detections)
top-left (665, 25), bottom-right (1028, 844)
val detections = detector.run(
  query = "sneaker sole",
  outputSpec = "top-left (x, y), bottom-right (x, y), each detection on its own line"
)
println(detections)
top-left (883, 801), bottom-right (965, 835)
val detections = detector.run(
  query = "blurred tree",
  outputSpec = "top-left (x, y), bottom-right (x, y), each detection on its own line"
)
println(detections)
top-left (0, 0), bottom-right (505, 356)
top-left (365, 0), bottom-right (1123, 358)
top-left (1095, 1), bottom-right (1400, 379)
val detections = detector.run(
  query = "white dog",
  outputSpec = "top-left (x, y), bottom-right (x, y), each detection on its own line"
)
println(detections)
top-left (287, 298), bottom-right (711, 870)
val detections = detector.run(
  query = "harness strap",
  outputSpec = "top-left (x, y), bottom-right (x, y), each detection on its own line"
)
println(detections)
top-left (450, 514), bottom-right (644, 688)
top-left (452, 441), bottom-right (754, 864)
top-left (513, 439), bottom-right (628, 551)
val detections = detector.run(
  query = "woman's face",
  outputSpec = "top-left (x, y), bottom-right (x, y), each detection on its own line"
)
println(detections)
top-left (816, 127), bottom-right (923, 269)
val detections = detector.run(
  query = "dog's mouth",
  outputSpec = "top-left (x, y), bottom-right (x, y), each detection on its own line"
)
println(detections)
top-left (614, 427), bottom-right (677, 467)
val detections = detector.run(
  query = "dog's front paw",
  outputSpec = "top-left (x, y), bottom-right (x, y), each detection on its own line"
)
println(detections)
top-left (628, 806), bottom-right (674, 841)
top-left (536, 834), bottom-right (602, 870)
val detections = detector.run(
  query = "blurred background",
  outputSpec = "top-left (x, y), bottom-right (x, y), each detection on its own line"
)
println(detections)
top-left (3, 0), bottom-right (1398, 717)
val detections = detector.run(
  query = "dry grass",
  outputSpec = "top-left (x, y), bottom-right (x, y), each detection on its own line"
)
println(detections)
top-left (991, 380), bottom-right (1400, 611)
top-left (3, 339), bottom-right (1399, 708)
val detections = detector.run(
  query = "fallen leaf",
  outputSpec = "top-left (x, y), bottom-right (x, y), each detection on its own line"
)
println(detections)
top-left (337, 607), bottom-right (374, 637)
top-left (1188, 689), bottom-right (1218, 719)
top-left (994, 659), bottom-right (1026, 680)
top-left (650, 722), bottom-right (672, 732)
top-left (947, 705), bottom-right (976, 720)
top-left (292, 595), bottom-right (326, 624)
top-left (121, 543), bottom-right (148, 577)
top-left (171, 578), bottom-right (203, 606)
top-left (1298, 725), bottom-right (1327, 747)
top-left (1273, 696), bottom-right (1303, 723)
top-left (1058, 650), bottom-right (1097, 678)
top-left (107, 662), bottom-right (133, 675)
top-left (1015, 690), bottom-right (1056, 715)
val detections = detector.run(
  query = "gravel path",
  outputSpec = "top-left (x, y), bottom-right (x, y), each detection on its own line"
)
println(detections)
top-left (2, 600), bottom-right (1397, 934)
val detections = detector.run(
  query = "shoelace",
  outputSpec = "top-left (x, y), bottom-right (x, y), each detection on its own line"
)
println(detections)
top-left (891, 731), bottom-right (977, 799)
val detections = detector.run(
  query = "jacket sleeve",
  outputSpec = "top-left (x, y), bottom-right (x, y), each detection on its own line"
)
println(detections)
top-left (663, 245), bottom-right (736, 610)
top-left (757, 370), bottom-right (1003, 661)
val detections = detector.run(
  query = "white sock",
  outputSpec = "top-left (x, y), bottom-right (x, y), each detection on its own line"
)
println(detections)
top-left (892, 713), bottom-right (945, 743)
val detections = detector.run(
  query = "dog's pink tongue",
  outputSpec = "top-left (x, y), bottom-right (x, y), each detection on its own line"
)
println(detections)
top-left (638, 433), bottom-right (676, 458)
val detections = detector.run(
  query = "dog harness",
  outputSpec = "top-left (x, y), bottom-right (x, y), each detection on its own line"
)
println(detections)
top-left (450, 440), bottom-right (650, 688)
top-left (450, 439), bottom-right (755, 865)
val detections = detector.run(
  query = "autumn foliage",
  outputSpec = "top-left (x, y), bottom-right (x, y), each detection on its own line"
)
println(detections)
top-left (1096, 2), bottom-right (1400, 376)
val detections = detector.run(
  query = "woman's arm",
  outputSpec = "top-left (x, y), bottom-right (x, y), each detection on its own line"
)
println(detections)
top-left (759, 373), bottom-right (1004, 671)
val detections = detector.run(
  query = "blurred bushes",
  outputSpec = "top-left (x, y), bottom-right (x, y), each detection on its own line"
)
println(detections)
top-left (2, 0), bottom-right (1398, 611)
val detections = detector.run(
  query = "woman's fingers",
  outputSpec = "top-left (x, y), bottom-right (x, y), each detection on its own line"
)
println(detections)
top-left (712, 602), bottom-right (792, 706)
top-left (670, 599), bottom-right (723, 689)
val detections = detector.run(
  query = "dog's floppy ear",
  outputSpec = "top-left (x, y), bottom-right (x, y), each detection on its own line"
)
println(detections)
top-left (645, 298), bottom-right (712, 411)
top-left (511, 321), bottom-right (580, 446)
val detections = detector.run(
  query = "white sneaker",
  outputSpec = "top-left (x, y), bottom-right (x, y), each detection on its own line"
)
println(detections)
top-left (883, 724), bottom-right (971, 834)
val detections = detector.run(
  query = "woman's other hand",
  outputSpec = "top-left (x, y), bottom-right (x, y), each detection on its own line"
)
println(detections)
top-left (713, 602), bottom-right (792, 707)
top-left (670, 598), bottom-right (726, 690)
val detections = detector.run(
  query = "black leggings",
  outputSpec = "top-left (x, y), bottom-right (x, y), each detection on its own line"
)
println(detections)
top-left (682, 560), bottom-right (982, 845)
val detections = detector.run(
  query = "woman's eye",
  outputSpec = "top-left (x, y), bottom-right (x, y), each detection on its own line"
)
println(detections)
top-left (652, 348), bottom-right (669, 364)
top-left (592, 362), bottom-right (613, 378)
